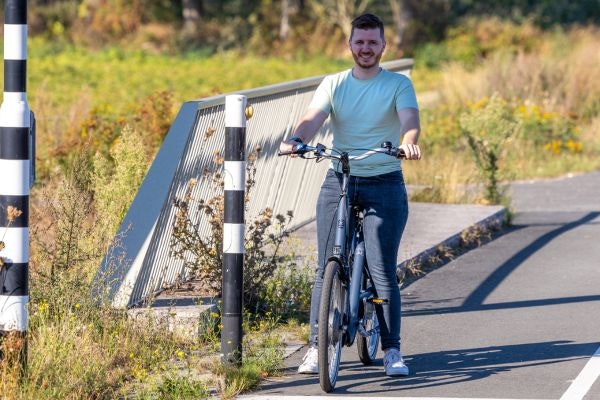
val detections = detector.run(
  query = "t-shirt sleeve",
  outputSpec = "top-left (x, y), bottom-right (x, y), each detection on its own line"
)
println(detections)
top-left (308, 76), bottom-right (333, 114)
top-left (395, 77), bottom-right (419, 111)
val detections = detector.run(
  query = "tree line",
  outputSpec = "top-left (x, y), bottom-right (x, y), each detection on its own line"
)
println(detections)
top-left (15, 0), bottom-right (600, 54)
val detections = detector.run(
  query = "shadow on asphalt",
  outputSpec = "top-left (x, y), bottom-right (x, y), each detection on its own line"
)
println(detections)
top-left (260, 341), bottom-right (599, 394)
top-left (404, 211), bottom-right (600, 317)
top-left (403, 294), bottom-right (600, 316)
top-left (345, 340), bottom-right (599, 393)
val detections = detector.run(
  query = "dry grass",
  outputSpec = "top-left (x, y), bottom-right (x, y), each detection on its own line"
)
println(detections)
top-left (436, 27), bottom-right (600, 114)
top-left (405, 154), bottom-right (480, 204)
top-left (410, 26), bottom-right (600, 203)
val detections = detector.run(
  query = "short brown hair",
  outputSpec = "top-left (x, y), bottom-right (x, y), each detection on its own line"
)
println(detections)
top-left (351, 13), bottom-right (384, 40)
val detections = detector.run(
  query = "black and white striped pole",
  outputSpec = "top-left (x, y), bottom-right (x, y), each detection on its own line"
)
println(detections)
top-left (221, 94), bottom-right (246, 366)
top-left (0, 0), bottom-right (31, 364)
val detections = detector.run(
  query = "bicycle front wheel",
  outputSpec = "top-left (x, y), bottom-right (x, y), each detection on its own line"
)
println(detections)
top-left (318, 261), bottom-right (346, 393)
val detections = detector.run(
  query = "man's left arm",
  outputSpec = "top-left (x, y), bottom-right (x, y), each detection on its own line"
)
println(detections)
top-left (398, 107), bottom-right (421, 160)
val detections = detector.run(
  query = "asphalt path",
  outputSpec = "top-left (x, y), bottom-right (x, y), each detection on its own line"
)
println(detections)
top-left (240, 171), bottom-right (600, 400)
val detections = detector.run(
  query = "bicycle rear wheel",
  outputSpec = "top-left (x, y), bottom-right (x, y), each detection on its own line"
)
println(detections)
top-left (318, 261), bottom-right (346, 393)
top-left (357, 296), bottom-right (380, 364)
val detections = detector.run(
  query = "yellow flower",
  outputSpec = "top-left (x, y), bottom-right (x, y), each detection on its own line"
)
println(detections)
top-left (38, 301), bottom-right (49, 313)
top-left (468, 97), bottom-right (489, 110)
top-left (544, 140), bottom-right (562, 154)
top-left (542, 111), bottom-right (554, 120)
top-left (565, 139), bottom-right (583, 153)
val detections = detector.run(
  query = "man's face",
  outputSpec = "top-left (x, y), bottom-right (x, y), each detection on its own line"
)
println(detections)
top-left (349, 28), bottom-right (386, 69)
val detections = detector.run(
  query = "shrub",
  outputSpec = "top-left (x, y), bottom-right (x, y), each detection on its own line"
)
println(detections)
top-left (444, 17), bottom-right (541, 67)
top-left (515, 102), bottom-right (582, 154)
top-left (259, 260), bottom-right (315, 320)
top-left (170, 147), bottom-right (295, 314)
top-left (459, 94), bottom-right (517, 204)
top-left (31, 151), bottom-right (99, 286)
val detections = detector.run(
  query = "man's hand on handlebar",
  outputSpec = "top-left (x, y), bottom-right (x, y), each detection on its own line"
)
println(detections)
top-left (279, 137), bottom-right (303, 157)
top-left (399, 143), bottom-right (421, 160)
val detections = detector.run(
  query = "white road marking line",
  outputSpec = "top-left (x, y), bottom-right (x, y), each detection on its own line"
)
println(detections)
top-left (560, 344), bottom-right (600, 400)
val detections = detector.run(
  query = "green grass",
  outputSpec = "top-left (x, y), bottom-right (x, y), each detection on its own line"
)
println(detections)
top-left (23, 37), bottom-right (350, 118)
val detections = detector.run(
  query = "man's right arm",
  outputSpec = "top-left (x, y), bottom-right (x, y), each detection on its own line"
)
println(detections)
top-left (279, 108), bottom-right (329, 153)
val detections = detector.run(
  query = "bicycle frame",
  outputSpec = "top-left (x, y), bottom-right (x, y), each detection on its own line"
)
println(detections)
top-left (326, 155), bottom-right (378, 348)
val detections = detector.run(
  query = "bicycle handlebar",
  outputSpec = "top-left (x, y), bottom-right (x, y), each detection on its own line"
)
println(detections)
top-left (278, 142), bottom-right (406, 160)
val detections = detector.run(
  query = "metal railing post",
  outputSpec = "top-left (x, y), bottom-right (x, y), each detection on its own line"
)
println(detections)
top-left (221, 94), bottom-right (247, 366)
top-left (0, 0), bottom-right (31, 369)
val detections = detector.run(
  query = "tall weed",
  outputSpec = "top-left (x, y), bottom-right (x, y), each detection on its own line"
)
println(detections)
top-left (92, 125), bottom-right (150, 239)
top-left (459, 94), bottom-right (516, 204)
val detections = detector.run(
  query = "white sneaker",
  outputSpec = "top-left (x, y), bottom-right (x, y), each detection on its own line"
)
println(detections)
top-left (383, 348), bottom-right (409, 376)
top-left (298, 346), bottom-right (318, 374)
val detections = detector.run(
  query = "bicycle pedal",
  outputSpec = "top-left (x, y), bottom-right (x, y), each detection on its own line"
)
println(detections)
top-left (368, 298), bottom-right (389, 304)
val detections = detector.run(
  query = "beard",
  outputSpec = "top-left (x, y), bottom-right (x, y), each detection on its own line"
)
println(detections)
top-left (351, 49), bottom-right (383, 69)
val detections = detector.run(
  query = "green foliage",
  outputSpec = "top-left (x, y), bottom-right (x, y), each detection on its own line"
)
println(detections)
top-left (260, 261), bottom-right (315, 319)
top-left (131, 90), bottom-right (177, 154)
top-left (414, 42), bottom-right (450, 69)
top-left (419, 105), bottom-right (464, 150)
top-left (217, 328), bottom-right (285, 398)
top-left (515, 102), bottom-right (582, 153)
top-left (443, 17), bottom-right (542, 67)
top-left (154, 375), bottom-right (210, 400)
top-left (31, 152), bottom-right (99, 286)
top-left (459, 94), bottom-right (517, 204)
top-left (28, 1), bottom-right (79, 39)
top-left (450, 0), bottom-right (600, 27)
top-left (92, 126), bottom-right (150, 238)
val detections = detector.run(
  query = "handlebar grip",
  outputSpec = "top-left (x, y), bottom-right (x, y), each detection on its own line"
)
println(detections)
top-left (279, 143), bottom-right (310, 156)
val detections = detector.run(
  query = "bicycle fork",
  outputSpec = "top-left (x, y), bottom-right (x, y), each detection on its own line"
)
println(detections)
top-left (346, 240), bottom-right (366, 346)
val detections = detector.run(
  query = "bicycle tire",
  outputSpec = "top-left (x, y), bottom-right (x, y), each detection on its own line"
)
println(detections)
top-left (318, 260), bottom-right (345, 393)
top-left (356, 294), bottom-right (380, 365)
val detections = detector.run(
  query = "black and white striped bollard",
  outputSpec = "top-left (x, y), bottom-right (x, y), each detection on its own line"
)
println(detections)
top-left (0, 0), bottom-right (31, 363)
top-left (221, 94), bottom-right (246, 366)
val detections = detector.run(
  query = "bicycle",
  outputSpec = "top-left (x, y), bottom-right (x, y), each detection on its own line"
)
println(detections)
top-left (279, 141), bottom-right (405, 392)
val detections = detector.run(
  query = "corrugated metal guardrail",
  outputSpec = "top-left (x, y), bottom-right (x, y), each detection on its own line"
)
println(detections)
top-left (93, 59), bottom-right (414, 308)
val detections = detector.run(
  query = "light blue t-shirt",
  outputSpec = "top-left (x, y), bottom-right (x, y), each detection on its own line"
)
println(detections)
top-left (309, 68), bottom-right (418, 177)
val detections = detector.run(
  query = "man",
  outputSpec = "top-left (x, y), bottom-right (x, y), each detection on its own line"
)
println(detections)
top-left (279, 13), bottom-right (421, 377)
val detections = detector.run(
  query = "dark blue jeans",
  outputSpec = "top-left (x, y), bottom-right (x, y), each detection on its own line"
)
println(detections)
top-left (309, 169), bottom-right (409, 351)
